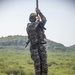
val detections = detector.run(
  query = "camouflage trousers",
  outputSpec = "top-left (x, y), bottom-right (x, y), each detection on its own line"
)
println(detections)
top-left (30, 44), bottom-right (48, 75)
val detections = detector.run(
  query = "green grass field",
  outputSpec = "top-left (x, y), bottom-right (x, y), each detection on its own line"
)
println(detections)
top-left (0, 46), bottom-right (75, 75)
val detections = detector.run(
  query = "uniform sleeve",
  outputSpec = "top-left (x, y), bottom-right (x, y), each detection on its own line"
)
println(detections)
top-left (39, 12), bottom-right (47, 25)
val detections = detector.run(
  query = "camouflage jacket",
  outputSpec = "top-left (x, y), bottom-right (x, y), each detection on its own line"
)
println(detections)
top-left (26, 12), bottom-right (47, 45)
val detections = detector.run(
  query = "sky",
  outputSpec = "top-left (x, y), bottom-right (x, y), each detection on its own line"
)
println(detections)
top-left (0, 0), bottom-right (75, 46)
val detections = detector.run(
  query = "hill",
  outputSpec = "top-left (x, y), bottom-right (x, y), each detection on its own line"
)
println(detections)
top-left (66, 45), bottom-right (75, 52)
top-left (0, 35), bottom-right (74, 51)
top-left (0, 35), bottom-right (27, 46)
top-left (69, 45), bottom-right (75, 49)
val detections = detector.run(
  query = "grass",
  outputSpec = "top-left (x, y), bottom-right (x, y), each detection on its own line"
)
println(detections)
top-left (0, 46), bottom-right (75, 75)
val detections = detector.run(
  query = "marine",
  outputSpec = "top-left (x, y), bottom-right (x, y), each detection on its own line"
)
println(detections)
top-left (26, 8), bottom-right (48, 75)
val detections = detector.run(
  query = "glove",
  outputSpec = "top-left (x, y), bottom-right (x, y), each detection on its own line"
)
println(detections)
top-left (36, 8), bottom-right (40, 14)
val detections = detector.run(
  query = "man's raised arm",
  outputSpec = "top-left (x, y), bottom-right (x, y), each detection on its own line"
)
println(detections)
top-left (36, 8), bottom-right (47, 25)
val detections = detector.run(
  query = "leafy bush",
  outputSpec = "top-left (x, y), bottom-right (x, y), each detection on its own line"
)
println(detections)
top-left (6, 67), bottom-right (26, 75)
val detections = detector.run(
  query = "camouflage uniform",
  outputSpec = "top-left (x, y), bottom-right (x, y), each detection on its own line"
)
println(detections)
top-left (26, 12), bottom-right (48, 75)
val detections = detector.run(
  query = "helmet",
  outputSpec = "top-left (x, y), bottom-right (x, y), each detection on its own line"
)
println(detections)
top-left (29, 13), bottom-right (37, 22)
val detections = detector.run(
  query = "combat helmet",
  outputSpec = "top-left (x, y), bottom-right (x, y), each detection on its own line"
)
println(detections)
top-left (29, 13), bottom-right (37, 22)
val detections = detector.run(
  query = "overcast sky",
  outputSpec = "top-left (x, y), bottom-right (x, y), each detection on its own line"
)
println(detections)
top-left (0, 0), bottom-right (75, 46)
